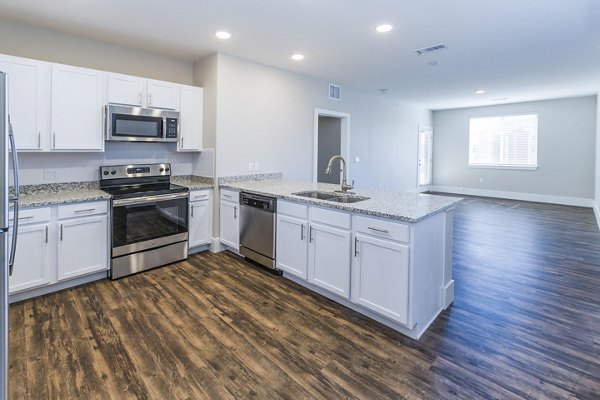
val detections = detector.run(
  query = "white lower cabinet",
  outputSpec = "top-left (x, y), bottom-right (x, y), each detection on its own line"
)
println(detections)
top-left (276, 214), bottom-right (308, 278)
top-left (8, 221), bottom-right (51, 294)
top-left (8, 201), bottom-right (109, 298)
top-left (189, 189), bottom-right (212, 248)
top-left (57, 214), bottom-right (108, 281)
top-left (308, 222), bottom-right (351, 299)
top-left (277, 201), bottom-right (351, 298)
top-left (219, 190), bottom-right (239, 250)
top-left (352, 233), bottom-right (410, 325)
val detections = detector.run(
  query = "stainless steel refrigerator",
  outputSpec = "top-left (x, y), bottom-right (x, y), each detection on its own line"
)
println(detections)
top-left (0, 71), bottom-right (21, 400)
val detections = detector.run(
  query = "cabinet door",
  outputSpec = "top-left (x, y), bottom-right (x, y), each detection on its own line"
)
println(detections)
top-left (178, 85), bottom-right (203, 151)
top-left (8, 224), bottom-right (51, 293)
top-left (51, 64), bottom-right (104, 150)
top-left (308, 222), bottom-right (351, 299)
top-left (57, 215), bottom-right (108, 281)
top-left (276, 214), bottom-right (308, 279)
top-left (0, 55), bottom-right (50, 150)
top-left (147, 79), bottom-right (179, 110)
top-left (189, 199), bottom-right (211, 247)
top-left (352, 233), bottom-right (410, 325)
top-left (219, 200), bottom-right (239, 250)
top-left (107, 73), bottom-right (144, 106)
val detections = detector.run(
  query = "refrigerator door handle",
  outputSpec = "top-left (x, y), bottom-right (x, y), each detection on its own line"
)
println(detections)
top-left (8, 200), bottom-right (18, 276)
top-left (8, 117), bottom-right (19, 199)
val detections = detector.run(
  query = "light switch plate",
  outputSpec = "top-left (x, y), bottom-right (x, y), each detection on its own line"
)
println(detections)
top-left (43, 169), bottom-right (57, 181)
top-left (248, 162), bottom-right (254, 172)
top-left (254, 162), bottom-right (260, 171)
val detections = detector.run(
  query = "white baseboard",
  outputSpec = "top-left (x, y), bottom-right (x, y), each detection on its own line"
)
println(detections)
top-left (443, 280), bottom-right (454, 310)
top-left (594, 202), bottom-right (600, 231)
top-left (210, 237), bottom-right (224, 253)
top-left (431, 186), bottom-right (594, 208)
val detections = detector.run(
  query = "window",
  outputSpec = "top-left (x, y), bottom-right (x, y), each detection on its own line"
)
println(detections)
top-left (418, 126), bottom-right (433, 186)
top-left (469, 113), bottom-right (538, 169)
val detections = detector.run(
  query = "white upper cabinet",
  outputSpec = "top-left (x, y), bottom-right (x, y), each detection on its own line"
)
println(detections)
top-left (51, 64), bottom-right (104, 151)
top-left (147, 79), bottom-right (179, 110)
top-left (0, 54), bottom-right (50, 151)
top-left (178, 85), bottom-right (203, 151)
top-left (107, 73), bottom-right (144, 106)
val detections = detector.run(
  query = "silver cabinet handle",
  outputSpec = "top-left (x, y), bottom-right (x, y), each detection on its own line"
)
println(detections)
top-left (45, 226), bottom-right (48, 243)
top-left (193, 194), bottom-right (208, 200)
top-left (223, 194), bottom-right (232, 199)
top-left (148, 93), bottom-right (152, 106)
top-left (180, 136), bottom-right (184, 147)
top-left (234, 206), bottom-right (237, 219)
top-left (138, 92), bottom-right (142, 105)
top-left (354, 237), bottom-right (359, 257)
top-left (309, 226), bottom-right (313, 243)
top-left (191, 204), bottom-right (194, 217)
top-left (60, 224), bottom-right (63, 241)
top-left (74, 208), bottom-right (95, 214)
top-left (37, 132), bottom-right (41, 148)
top-left (300, 224), bottom-right (305, 240)
top-left (18, 216), bottom-right (33, 221)
top-left (368, 226), bottom-right (389, 234)
top-left (52, 132), bottom-right (56, 148)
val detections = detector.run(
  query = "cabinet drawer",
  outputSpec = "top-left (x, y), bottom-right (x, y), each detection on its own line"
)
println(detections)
top-left (58, 201), bottom-right (108, 219)
top-left (353, 215), bottom-right (410, 243)
top-left (190, 189), bottom-right (212, 202)
top-left (278, 200), bottom-right (307, 219)
top-left (9, 207), bottom-right (51, 225)
top-left (309, 207), bottom-right (351, 230)
top-left (220, 189), bottom-right (239, 202)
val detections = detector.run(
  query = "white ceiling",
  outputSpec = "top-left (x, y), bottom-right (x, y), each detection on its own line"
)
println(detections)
top-left (0, 0), bottom-right (599, 110)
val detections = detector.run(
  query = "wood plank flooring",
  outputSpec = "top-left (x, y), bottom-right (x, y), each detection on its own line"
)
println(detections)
top-left (8, 196), bottom-right (600, 399)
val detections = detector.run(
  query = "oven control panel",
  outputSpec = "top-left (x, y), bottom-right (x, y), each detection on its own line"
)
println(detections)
top-left (100, 163), bottom-right (171, 180)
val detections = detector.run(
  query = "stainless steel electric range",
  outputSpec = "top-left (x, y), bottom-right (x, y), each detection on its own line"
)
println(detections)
top-left (100, 163), bottom-right (189, 279)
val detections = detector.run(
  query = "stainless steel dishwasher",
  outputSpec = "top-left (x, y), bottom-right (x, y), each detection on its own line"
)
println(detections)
top-left (239, 192), bottom-right (278, 271)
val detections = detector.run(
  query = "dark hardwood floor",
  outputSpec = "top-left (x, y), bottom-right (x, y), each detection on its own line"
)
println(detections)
top-left (8, 197), bottom-right (600, 399)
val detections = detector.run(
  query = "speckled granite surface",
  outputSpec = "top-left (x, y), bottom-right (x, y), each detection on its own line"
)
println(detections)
top-left (220, 179), bottom-right (462, 223)
top-left (12, 182), bottom-right (111, 208)
top-left (218, 173), bottom-right (283, 184)
top-left (172, 175), bottom-right (214, 190)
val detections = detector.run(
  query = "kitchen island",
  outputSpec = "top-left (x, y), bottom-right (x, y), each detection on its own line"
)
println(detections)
top-left (220, 178), bottom-right (462, 340)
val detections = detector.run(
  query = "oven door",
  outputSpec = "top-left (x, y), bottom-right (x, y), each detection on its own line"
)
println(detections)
top-left (111, 192), bottom-right (189, 257)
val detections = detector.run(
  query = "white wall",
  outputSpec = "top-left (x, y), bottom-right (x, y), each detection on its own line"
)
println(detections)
top-left (210, 53), bottom-right (431, 191)
top-left (594, 95), bottom-right (600, 224)
top-left (433, 96), bottom-right (597, 202)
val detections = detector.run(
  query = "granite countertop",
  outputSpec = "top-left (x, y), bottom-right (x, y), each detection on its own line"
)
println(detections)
top-left (14, 182), bottom-right (111, 208)
top-left (171, 175), bottom-right (214, 190)
top-left (220, 179), bottom-right (462, 223)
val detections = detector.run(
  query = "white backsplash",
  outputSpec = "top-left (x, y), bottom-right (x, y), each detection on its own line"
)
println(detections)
top-left (17, 142), bottom-right (215, 185)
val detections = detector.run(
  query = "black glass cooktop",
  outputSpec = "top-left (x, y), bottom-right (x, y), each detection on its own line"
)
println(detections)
top-left (102, 183), bottom-right (188, 199)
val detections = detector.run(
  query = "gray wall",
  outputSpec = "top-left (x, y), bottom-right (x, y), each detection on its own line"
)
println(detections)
top-left (208, 53), bottom-right (432, 191)
top-left (433, 96), bottom-right (597, 199)
top-left (317, 116), bottom-right (341, 184)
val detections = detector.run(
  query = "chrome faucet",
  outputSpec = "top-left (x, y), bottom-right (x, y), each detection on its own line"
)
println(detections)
top-left (325, 155), bottom-right (354, 193)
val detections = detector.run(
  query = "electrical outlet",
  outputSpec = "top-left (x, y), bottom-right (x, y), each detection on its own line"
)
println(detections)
top-left (254, 162), bottom-right (260, 171)
top-left (43, 169), bottom-right (57, 181)
top-left (248, 162), bottom-right (254, 172)
top-left (354, 156), bottom-right (360, 163)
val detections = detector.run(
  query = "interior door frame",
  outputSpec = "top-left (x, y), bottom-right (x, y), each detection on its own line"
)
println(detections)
top-left (313, 108), bottom-right (350, 183)
top-left (417, 125), bottom-right (433, 191)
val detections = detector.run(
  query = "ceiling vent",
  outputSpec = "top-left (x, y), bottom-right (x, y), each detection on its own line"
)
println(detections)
top-left (414, 43), bottom-right (447, 56)
top-left (329, 84), bottom-right (341, 101)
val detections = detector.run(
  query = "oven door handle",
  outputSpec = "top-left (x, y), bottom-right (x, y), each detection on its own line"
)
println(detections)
top-left (112, 192), bottom-right (189, 207)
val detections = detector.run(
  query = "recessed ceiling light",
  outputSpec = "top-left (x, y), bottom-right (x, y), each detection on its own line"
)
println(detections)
top-left (291, 54), bottom-right (305, 61)
top-left (493, 98), bottom-right (508, 101)
top-left (215, 31), bottom-right (232, 39)
top-left (475, 90), bottom-right (486, 95)
top-left (375, 24), bottom-right (393, 33)
top-left (428, 60), bottom-right (440, 66)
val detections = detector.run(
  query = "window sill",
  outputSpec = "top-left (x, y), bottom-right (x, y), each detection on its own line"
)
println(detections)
top-left (468, 164), bottom-right (538, 171)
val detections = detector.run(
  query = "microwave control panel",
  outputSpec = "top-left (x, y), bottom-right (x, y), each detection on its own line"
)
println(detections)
top-left (165, 118), bottom-right (178, 139)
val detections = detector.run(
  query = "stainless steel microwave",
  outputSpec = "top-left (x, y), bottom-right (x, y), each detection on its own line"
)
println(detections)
top-left (105, 105), bottom-right (180, 143)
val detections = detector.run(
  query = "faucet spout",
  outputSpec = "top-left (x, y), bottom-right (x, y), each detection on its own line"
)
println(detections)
top-left (324, 155), bottom-right (354, 193)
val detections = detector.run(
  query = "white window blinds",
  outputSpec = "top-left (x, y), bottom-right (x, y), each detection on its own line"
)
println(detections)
top-left (469, 113), bottom-right (538, 169)
top-left (418, 127), bottom-right (433, 186)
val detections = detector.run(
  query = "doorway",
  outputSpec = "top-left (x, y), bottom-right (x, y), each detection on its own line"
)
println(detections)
top-left (313, 109), bottom-right (350, 183)
top-left (417, 125), bottom-right (433, 189)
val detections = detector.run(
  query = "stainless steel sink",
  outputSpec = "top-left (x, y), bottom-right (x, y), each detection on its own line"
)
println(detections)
top-left (292, 191), bottom-right (369, 204)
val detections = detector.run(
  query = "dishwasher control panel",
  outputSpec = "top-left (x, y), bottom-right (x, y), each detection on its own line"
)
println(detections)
top-left (240, 192), bottom-right (276, 213)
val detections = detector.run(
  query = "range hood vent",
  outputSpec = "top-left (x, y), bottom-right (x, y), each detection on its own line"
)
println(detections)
top-left (329, 83), bottom-right (341, 101)
top-left (414, 43), bottom-right (447, 55)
